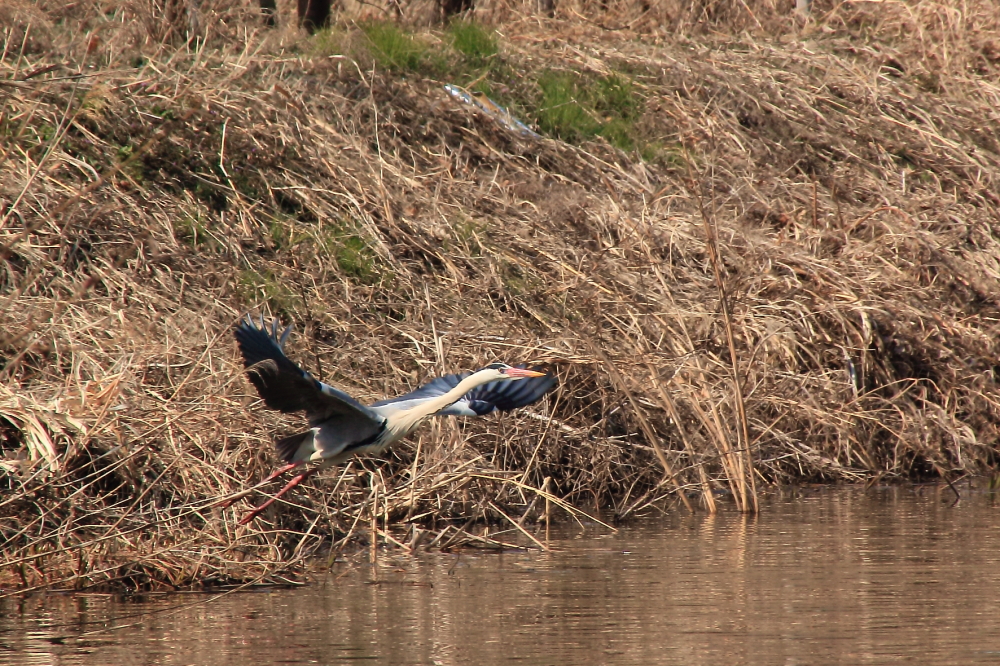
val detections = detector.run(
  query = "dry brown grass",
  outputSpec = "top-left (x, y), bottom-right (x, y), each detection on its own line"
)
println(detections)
top-left (2, 0), bottom-right (999, 592)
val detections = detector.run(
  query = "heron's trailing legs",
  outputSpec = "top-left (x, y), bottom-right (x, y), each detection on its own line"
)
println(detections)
top-left (261, 461), bottom-right (301, 483)
top-left (216, 462), bottom-right (304, 510)
top-left (238, 464), bottom-right (317, 525)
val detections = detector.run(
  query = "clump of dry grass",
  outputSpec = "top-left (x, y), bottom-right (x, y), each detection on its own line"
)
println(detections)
top-left (2, 0), bottom-right (999, 592)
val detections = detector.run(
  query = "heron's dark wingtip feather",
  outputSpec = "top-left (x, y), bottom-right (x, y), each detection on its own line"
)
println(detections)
top-left (235, 318), bottom-right (320, 414)
top-left (234, 318), bottom-right (310, 379)
top-left (510, 372), bottom-right (557, 409)
top-left (234, 319), bottom-right (284, 368)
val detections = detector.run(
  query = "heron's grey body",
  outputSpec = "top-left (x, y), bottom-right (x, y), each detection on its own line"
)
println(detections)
top-left (276, 369), bottom-right (536, 467)
top-left (233, 316), bottom-right (556, 523)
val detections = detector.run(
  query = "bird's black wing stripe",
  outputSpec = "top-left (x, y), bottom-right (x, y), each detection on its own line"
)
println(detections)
top-left (466, 400), bottom-right (499, 416)
top-left (342, 421), bottom-right (387, 454)
top-left (462, 367), bottom-right (556, 413)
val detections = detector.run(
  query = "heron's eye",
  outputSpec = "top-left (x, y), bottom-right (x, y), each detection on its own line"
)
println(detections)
top-left (485, 362), bottom-right (507, 371)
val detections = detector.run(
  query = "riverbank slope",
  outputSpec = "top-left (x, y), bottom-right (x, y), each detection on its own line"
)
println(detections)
top-left (2, 0), bottom-right (999, 591)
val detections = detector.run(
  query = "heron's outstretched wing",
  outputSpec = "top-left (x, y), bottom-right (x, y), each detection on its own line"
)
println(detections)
top-left (372, 367), bottom-right (557, 416)
top-left (234, 316), bottom-right (383, 427)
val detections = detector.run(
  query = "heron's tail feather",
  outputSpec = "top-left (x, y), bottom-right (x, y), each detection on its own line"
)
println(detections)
top-left (275, 430), bottom-right (315, 464)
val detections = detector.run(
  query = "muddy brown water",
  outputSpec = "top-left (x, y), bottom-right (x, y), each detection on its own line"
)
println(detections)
top-left (3, 486), bottom-right (1000, 665)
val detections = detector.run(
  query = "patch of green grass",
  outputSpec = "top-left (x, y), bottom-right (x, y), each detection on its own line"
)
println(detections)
top-left (21, 122), bottom-right (57, 152)
top-left (534, 71), bottom-right (643, 151)
top-left (448, 21), bottom-right (498, 65)
top-left (193, 180), bottom-right (226, 211)
top-left (231, 172), bottom-right (262, 199)
top-left (316, 219), bottom-right (385, 285)
top-left (536, 72), bottom-right (600, 141)
top-left (449, 215), bottom-right (485, 255)
top-left (175, 214), bottom-right (213, 249)
top-left (268, 217), bottom-right (309, 252)
top-left (302, 24), bottom-right (653, 158)
top-left (238, 267), bottom-right (301, 315)
top-left (309, 27), bottom-right (347, 57)
top-left (499, 260), bottom-right (542, 297)
top-left (336, 236), bottom-right (376, 279)
top-left (594, 75), bottom-right (640, 120)
top-left (151, 104), bottom-right (177, 122)
top-left (38, 123), bottom-right (57, 143)
top-left (114, 143), bottom-right (146, 184)
top-left (598, 118), bottom-right (635, 151)
top-left (642, 141), bottom-right (692, 169)
top-left (362, 22), bottom-right (434, 73)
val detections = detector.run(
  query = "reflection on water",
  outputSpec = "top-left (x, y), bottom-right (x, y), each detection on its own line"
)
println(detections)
top-left (3, 486), bottom-right (1000, 665)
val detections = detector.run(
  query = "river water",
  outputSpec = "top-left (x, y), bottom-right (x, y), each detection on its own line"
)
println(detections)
top-left (3, 485), bottom-right (1000, 665)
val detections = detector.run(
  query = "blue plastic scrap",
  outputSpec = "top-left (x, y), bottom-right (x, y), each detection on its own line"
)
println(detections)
top-left (444, 84), bottom-right (541, 140)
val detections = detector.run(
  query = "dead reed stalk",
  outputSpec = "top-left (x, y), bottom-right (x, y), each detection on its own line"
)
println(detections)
top-left (691, 178), bottom-right (758, 513)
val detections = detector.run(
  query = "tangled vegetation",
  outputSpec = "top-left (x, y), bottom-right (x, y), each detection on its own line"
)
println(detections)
top-left (2, 0), bottom-right (999, 592)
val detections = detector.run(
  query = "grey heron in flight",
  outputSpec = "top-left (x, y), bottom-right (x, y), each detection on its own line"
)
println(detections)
top-left (233, 315), bottom-right (557, 525)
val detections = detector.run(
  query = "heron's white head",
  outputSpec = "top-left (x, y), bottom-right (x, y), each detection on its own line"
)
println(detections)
top-left (479, 362), bottom-right (547, 382)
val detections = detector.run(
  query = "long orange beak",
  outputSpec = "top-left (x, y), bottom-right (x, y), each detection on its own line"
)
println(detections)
top-left (505, 367), bottom-right (547, 378)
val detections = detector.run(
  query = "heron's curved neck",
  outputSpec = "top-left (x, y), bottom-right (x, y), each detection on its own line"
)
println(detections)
top-left (387, 370), bottom-right (499, 438)
top-left (418, 370), bottom-right (496, 418)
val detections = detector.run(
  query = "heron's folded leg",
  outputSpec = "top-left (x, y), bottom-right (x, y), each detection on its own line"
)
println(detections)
top-left (238, 467), bottom-right (317, 525)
